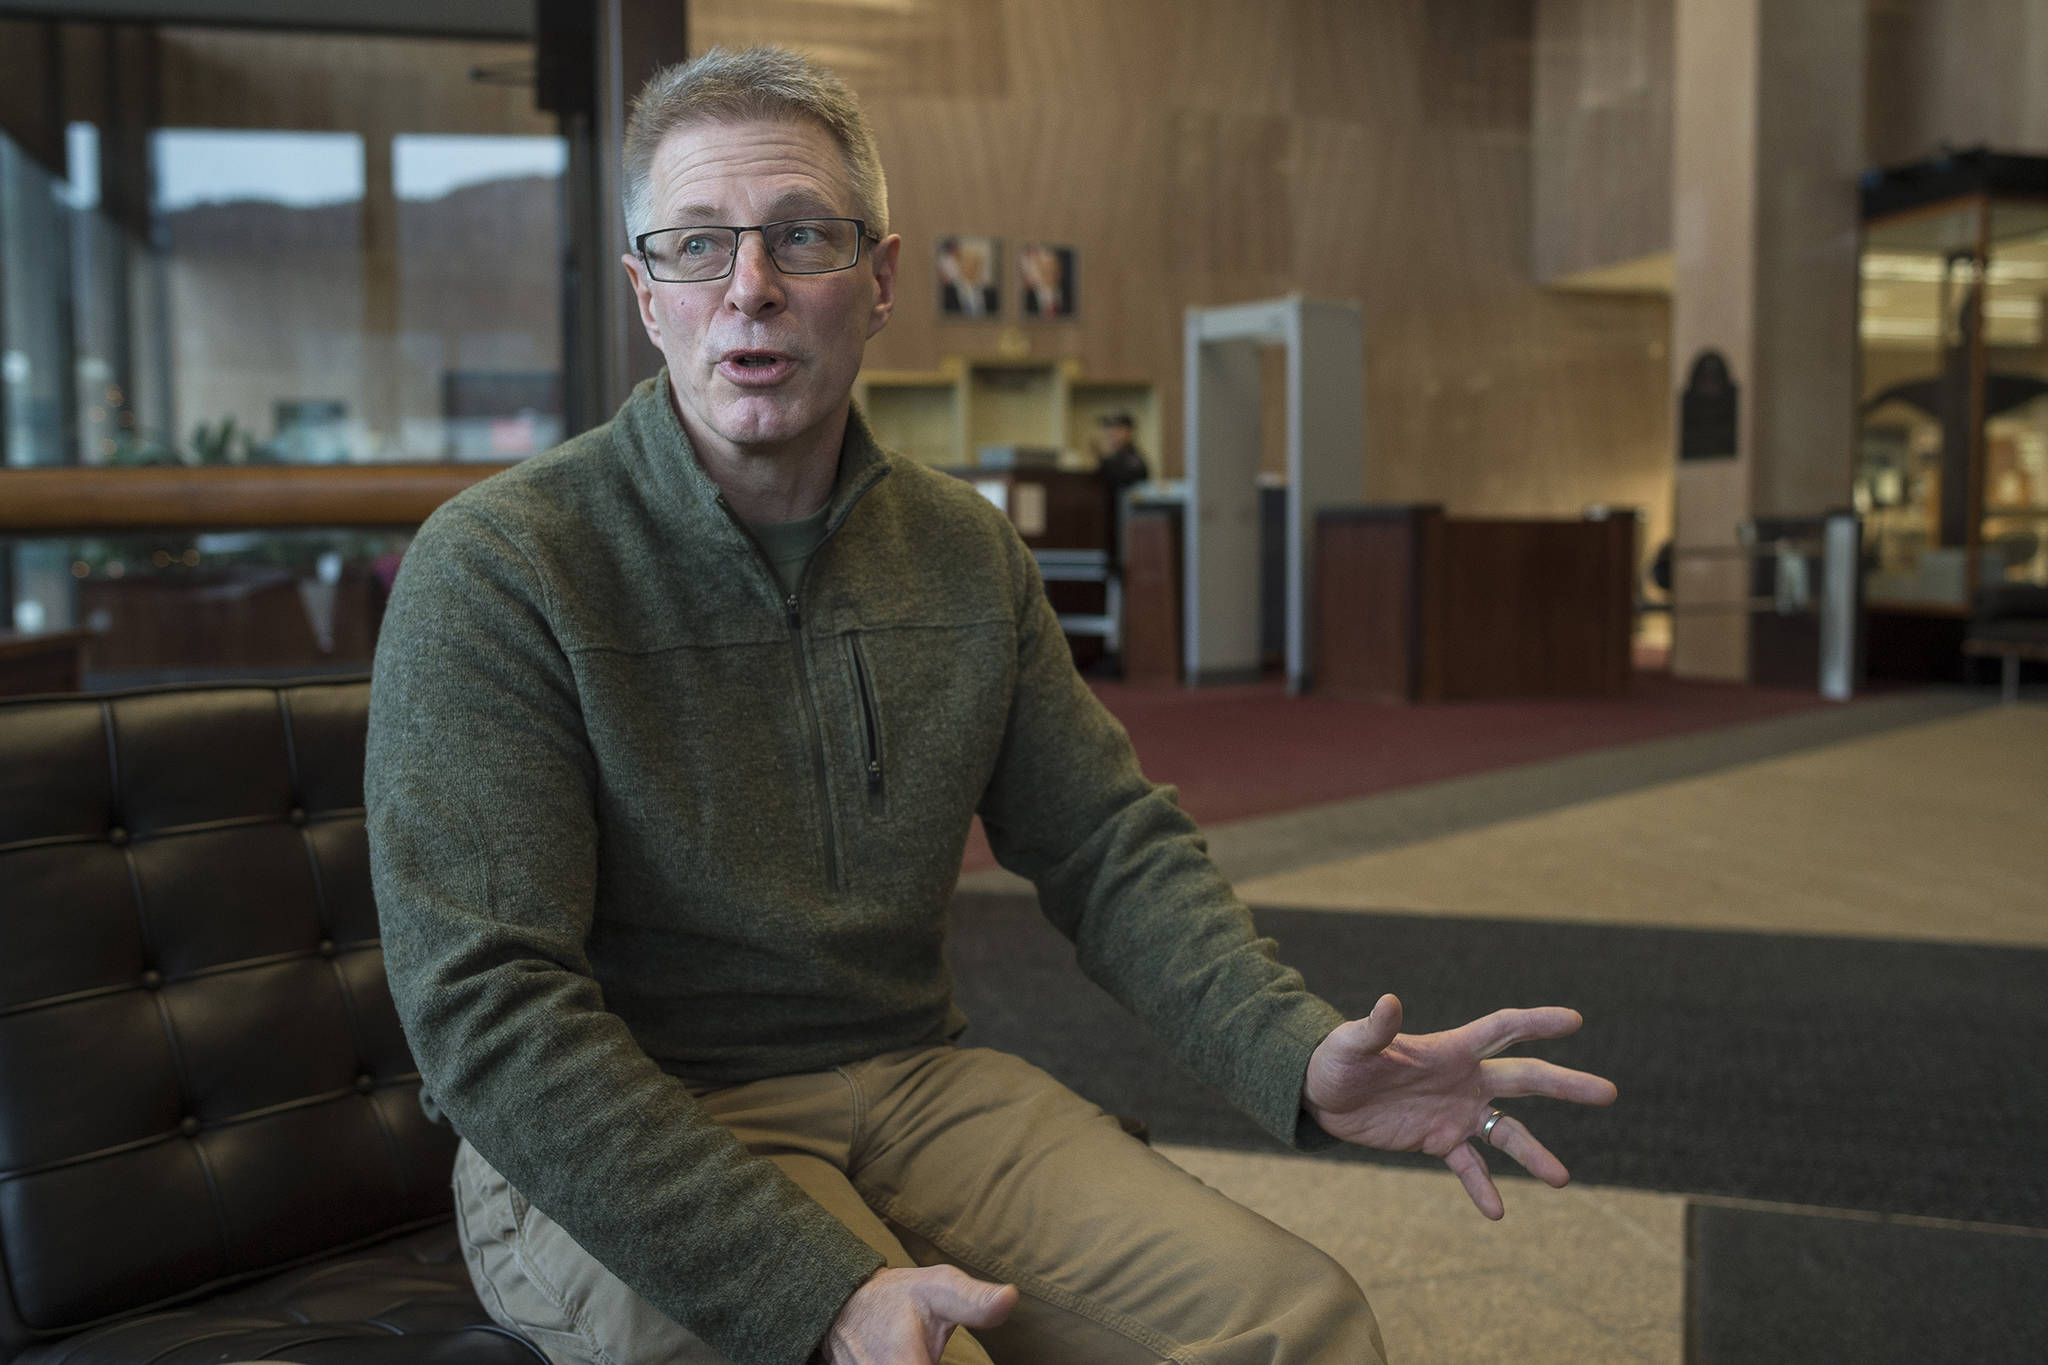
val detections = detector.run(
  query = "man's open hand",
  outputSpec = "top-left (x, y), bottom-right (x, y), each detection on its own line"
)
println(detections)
top-left (1303, 994), bottom-right (1618, 1220)
top-left (820, 1264), bottom-right (1018, 1364)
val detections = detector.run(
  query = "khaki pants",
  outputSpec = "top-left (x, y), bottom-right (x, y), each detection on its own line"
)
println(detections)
top-left (453, 1045), bottom-right (1386, 1364)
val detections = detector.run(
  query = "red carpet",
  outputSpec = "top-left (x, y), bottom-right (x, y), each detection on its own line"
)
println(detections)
top-left (961, 671), bottom-right (1836, 872)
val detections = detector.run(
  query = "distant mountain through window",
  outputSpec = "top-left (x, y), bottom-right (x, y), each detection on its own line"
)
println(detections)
top-left (395, 134), bottom-right (566, 202)
top-left (153, 129), bottom-right (364, 212)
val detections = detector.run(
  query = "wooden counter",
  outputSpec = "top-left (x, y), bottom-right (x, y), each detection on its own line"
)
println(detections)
top-left (0, 628), bottom-right (94, 696)
top-left (1315, 506), bottom-right (1637, 700)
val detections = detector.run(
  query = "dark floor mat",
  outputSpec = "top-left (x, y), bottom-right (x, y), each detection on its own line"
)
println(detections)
top-left (1685, 1203), bottom-right (2048, 1363)
top-left (947, 892), bottom-right (2048, 1228)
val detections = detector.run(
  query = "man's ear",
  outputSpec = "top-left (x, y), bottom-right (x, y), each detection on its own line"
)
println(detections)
top-left (867, 233), bottom-right (902, 338)
top-left (621, 253), bottom-right (663, 348)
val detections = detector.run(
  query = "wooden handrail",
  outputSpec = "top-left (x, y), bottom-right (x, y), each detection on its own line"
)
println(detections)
top-left (0, 464), bottom-right (517, 533)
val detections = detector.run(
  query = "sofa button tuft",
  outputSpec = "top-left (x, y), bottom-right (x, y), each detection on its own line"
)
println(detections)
top-left (289, 806), bottom-right (308, 826)
top-left (355, 1074), bottom-right (376, 1095)
top-left (318, 938), bottom-right (336, 958)
top-left (141, 969), bottom-right (163, 990)
top-left (108, 826), bottom-right (129, 846)
top-left (178, 1116), bottom-right (201, 1138)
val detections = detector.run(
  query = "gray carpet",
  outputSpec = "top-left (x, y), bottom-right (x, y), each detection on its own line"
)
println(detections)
top-left (947, 892), bottom-right (2048, 1228)
top-left (1685, 1204), bottom-right (2048, 1363)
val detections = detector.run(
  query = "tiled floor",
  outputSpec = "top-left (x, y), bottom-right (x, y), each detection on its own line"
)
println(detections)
top-left (1236, 702), bottom-right (2048, 945)
top-left (1138, 693), bottom-right (2045, 1362)
top-left (1157, 1144), bottom-right (1687, 1365)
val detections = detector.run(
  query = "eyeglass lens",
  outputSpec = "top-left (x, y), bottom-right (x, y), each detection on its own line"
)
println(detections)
top-left (642, 219), bottom-right (862, 281)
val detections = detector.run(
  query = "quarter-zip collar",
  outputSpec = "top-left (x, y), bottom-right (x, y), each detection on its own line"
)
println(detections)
top-left (611, 369), bottom-right (891, 559)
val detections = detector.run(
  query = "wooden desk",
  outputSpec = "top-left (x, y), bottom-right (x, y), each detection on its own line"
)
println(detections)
top-left (956, 467), bottom-right (1110, 668)
top-left (1122, 502), bottom-right (1184, 686)
top-left (1316, 507), bottom-right (1636, 700)
top-left (73, 570), bottom-right (379, 675)
top-left (954, 468), bottom-right (1107, 550)
top-left (0, 628), bottom-right (93, 696)
top-left (1313, 506), bottom-right (1442, 702)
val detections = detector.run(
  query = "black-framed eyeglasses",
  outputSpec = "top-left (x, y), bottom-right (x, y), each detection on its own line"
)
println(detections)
top-left (634, 218), bottom-right (878, 283)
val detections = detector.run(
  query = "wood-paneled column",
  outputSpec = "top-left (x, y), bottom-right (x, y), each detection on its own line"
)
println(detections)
top-left (1669, 0), bottom-right (1863, 681)
top-left (593, 0), bottom-right (688, 414)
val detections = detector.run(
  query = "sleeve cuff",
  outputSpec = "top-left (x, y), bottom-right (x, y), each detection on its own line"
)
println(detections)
top-left (1247, 995), bottom-right (1350, 1150)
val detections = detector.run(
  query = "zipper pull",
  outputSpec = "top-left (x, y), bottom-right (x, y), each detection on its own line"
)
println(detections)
top-left (866, 758), bottom-right (883, 790)
top-left (785, 593), bottom-right (801, 627)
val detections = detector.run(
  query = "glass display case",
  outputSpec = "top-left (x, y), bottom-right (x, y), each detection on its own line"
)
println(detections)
top-left (1856, 154), bottom-right (2048, 625)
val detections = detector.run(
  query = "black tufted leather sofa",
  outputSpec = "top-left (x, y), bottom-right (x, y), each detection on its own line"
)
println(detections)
top-left (0, 679), bottom-right (541, 1364)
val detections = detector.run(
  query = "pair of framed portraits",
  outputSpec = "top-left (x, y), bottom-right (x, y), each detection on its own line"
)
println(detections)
top-left (936, 237), bottom-right (1076, 320)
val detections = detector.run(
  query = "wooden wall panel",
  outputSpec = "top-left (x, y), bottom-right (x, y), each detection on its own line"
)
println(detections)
top-left (1865, 0), bottom-right (2048, 168)
top-left (1291, 0), bottom-right (1427, 126)
top-left (687, 0), bottom-right (1675, 576)
top-left (690, 0), bottom-right (1009, 100)
top-left (1753, 0), bottom-right (1864, 521)
top-left (1172, 111), bottom-right (1294, 278)
top-left (1419, 0), bottom-right (1536, 131)
top-left (156, 28), bottom-right (551, 135)
top-left (1531, 0), bottom-right (1674, 283)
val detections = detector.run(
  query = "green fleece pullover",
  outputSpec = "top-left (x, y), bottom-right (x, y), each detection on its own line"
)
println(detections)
top-left (365, 373), bottom-right (1348, 1365)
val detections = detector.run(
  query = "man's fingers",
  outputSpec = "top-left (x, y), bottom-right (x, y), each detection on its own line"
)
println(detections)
top-left (828, 1266), bottom-right (1013, 1364)
top-left (1340, 994), bottom-right (1403, 1055)
top-left (917, 1273), bottom-right (1017, 1362)
top-left (1482, 1113), bottom-right (1571, 1188)
top-left (976, 1282), bottom-right (1021, 1326)
top-left (1472, 1006), bottom-right (1585, 1058)
top-left (1442, 1139), bottom-right (1504, 1220)
top-left (1485, 1057), bottom-right (1620, 1107)
top-left (918, 1267), bottom-right (1019, 1331)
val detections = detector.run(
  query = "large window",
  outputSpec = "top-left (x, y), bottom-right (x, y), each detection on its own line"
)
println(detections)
top-left (0, 134), bottom-right (77, 470)
top-left (1857, 193), bottom-right (2048, 612)
top-left (150, 126), bottom-right (370, 464)
top-left (1, 20), bottom-right (569, 682)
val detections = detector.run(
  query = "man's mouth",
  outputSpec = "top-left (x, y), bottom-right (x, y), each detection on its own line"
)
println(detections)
top-left (717, 350), bottom-right (797, 384)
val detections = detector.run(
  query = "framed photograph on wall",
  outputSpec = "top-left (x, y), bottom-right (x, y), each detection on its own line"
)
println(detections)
top-left (936, 235), bottom-right (1001, 317)
top-left (1017, 242), bottom-right (1076, 320)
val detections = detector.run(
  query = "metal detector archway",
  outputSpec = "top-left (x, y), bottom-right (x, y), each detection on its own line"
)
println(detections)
top-left (1182, 295), bottom-right (1364, 694)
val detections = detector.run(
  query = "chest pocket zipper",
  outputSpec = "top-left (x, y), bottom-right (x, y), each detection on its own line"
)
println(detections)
top-left (846, 634), bottom-right (887, 817)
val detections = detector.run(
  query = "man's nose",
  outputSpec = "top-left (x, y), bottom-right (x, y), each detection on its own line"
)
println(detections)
top-left (724, 232), bottom-right (785, 313)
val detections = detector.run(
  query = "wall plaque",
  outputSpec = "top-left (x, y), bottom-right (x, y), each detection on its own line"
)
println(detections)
top-left (1680, 350), bottom-right (1738, 460)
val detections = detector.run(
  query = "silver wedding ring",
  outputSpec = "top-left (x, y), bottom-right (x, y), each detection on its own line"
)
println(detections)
top-left (1480, 1109), bottom-right (1506, 1146)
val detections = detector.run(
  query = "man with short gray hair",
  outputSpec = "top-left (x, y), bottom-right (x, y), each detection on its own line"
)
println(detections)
top-left (368, 44), bottom-right (1615, 1365)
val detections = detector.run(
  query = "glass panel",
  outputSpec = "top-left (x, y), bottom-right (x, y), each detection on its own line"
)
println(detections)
top-left (151, 126), bottom-right (368, 464)
top-left (65, 120), bottom-right (139, 468)
top-left (1981, 201), bottom-right (2048, 592)
top-left (1, 134), bottom-right (74, 469)
top-left (1857, 201), bottom-right (1985, 609)
top-left (394, 132), bottom-right (567, 461)
top-left (3, 22), bottom-right (569, 684)
top-left (144, 27), bottom-right (567, 467)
